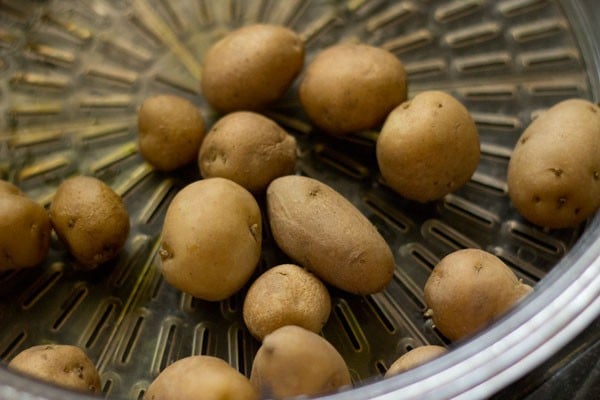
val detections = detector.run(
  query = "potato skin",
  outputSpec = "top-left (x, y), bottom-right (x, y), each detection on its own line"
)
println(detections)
top-left (199, 112), bottom-right (297, 192)
top-left (299, 43), bottom-right (407, 135)
top-left (385, 345), bottom-right (448, 377)
top-left (201, 24), bottom-right (304, 113)
top-left (376, 91), bottom-right (480, 203)
top-left (250, 325), bottom-right (351, 399)
top-left (9, 344), bottom-right (101, 393)
top-left (159, 178), bottom-right (262, 301)
top-left (507, 99), bottom-right (600, 228)
top-left (424, 249), bottom-right (533, 342)
top-left (266, 176), bottom-right (394, 294)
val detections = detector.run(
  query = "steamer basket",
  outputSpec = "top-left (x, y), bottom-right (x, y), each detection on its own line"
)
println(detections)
top-left (0, 0), bottom-right (599, 399)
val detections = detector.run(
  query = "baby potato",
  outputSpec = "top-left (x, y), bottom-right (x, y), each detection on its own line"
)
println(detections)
top-left (266, 175), bottom-right (394, 295)
top-left (376, 91), bottom-right (480, 203)
top-left (0, 183), bottom-right (51, 271)
top-left (9, 344), bottom-right (101, 393)
top-left (145, 356), bottom-right (258, 400)
top-left (250, 325), bottom-right (351, 399)
top-left (424, 249), bottom-right (533, 342)
top-left (199, 111), bottom-right (297, 192)
top-left (201, 24), bottom-right (304, 113)
top-left (159, 177), bottom-right (261, 301)
top-left (243, 264), bottom-right (331, 341)
top-left (299, 43), bottom-right (407, 135)
top-left (385, 345), bottom-right (448, 377)
top-left (50, 176), bottom-right (130, 269)
top-left (138, 94), bottom-right (206, 171)
top-left (507, 99), bottom-right (600, 228)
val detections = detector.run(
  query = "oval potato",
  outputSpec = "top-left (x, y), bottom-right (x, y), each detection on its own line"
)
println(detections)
top-left (385, 345), bottom-right (448, 377)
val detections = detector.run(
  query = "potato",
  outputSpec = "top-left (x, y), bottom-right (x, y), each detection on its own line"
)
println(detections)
top-left (9, 344), bottom-right (101, 393)
top-left (49, 176), bottom-right (130, 269)
top-left (507, 99), bottom-right (600, 228)
top-left (0, 182), bottom-right (51, 271)
top-left (299, 43), bottom-right (407, 135)
top-left (424, 249), bottom-right (533, 341)
top-left (145, 355), bottom-right (258, 400)
top-left (201, 24), bottom-right (304, 113)
top-left (159, 177), bottom-right (261, 301)
top-left (266, 175), bottom-right (394, 294)
top-left (198, 112), bottom-right (297, 192)
top-left (243, 264), bottom-right (331, 341)
top-left (385, 345), bottom-right (448, 377)
top-left (137, 94), bottom-right (206, 171)
top-left (250, 325), bottom-right (351, 399)
top-left (376, 91), bottom-right (480, 203)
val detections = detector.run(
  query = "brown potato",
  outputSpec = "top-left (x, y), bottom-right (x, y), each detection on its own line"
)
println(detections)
top-left (0, 180), bottom-right (22, 195)
top-left (250, 325), bottom-right (351, 399)
top-left (199, 111), bottom-right (297, 192)
top-left (145, 355), bottom-right (258, 400)
top-left (159, 178), bottom-right (261, 301)
top-left (138, 94), bottom-right (206, 171)
top-left (385, 345), bottom-right (448, 377)
top-left (299, 43), bottom-right (407, 135)
top-left (243, 264), bottom-right (331, 341)
top-left (266, 175), bottom-right (394, 294)
top-left (424, 249), bottom-right (533, 342)
top-left (9, 344), bottom-right (101, 393)
top-left (49, 176), bottom-right (130, 269)
top-left (201, 24), bottom-right (304, 113)
top-left (507, 98), bottom-right (600, 228)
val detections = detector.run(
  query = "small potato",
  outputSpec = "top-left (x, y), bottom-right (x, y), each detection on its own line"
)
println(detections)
top-left (159, 178), bottom-right (261, 301)
top-left (138, 94), bottom-right (206, 171)
top-left (199, 112), bottom-right (297, 192)
top-left (266, 175), bottom-right (394, 295)
top-left (145, 356), bottom-right (258, 400)
top-left (50, 176), bottom-right (130, 269)
top-left (9, 344), bottom-right (101, 393)
top-left (377, 91), bottom-right (480, 203)
top-left (250, 325), bottom-right (351, 399)
top-left (385, 345), bottom-right (448, 377)
top-left (299, 43), bottom-right (407, 135)
top-left (243, 264), bottom-right (331, 341)
top-left (201, 24), bottom-right (304, 113)
top-left (507, 99), bottom-right (600, 228)
top-left (424, 249), bottom-right (533, 342)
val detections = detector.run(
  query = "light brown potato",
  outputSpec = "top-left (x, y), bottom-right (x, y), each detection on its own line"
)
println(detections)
top-left (199, 112), bottom-right (297, 192)
top-left (376, 91), bottom-right (480, 203)
top-left (299, 43), bottom-right (407, 135)
top-left (201, 24), bottom-right (304, 113)
top-left (507, 99), bottom-right (600, 228)
top-left (138, 94), bottom-right (206, 171)
top-left (385, 345), bottom-right (448, 377)
top-left (160, 177), bottom-right (261, 301)
top-left (145, 355), bottom-right (258, 400)
top-left (266, 175), bottom-right (394, 295)
top-left (243, 264), bottom-right (331, 341)
top-left (250, 325), bottom-right (351, 399)
top-left (424, 249), bottom-right (533, 342)
top-left (9, 344), bottom-right (101, 393)
top-left (0, 182), bottom-right (51, 271)
top-left (49, 176), bottom-right (130, 269)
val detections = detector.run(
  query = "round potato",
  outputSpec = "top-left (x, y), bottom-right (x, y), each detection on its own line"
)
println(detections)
top-left (424, 249), bottom-right (533, 342)
top-left (138, 94), bottom-right (206, 171)
top-left (145, 356), bottom-right (258, 400)
top-left (9, 344), bottom-right (101, 393)
top-left (201, 24), bottom-right (304, 113)
top-left (376, 91), bottom-right (480, 203)
top-left (199, 112), bottom-right (297, 192)
top-left (385, 345), bottom-right (448, 377)
top-left (159, 178), bottom-right (261, 301)
top-left (50, 176), bottom-right (130, 269)
top-left (507, 98), bottom-right (600, 228)
top-left (243, 264), bottom-right (331, 341)
top-left (266, 175), bottom-right (394, 294)
top-left (250, 325), bottom-right (351, 399)
top-left (299, 43), bottom-right (407, 135)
